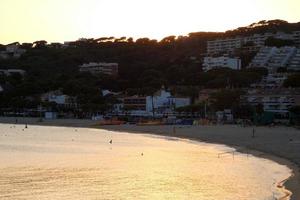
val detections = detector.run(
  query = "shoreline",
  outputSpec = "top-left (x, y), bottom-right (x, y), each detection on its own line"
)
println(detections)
top-left (0, 117), bottom-right (299, 199)
top-left (97, 125), bottom-right (300, 200)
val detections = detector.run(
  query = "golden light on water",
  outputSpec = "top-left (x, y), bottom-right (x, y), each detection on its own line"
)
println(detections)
top-left (0, 125), bottom-right (291, 199)
top-left (0, 0), bottom-right (300, 44)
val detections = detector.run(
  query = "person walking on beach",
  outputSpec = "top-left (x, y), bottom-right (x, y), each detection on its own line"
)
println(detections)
top-left (252, 127), bottom-right (255, 138)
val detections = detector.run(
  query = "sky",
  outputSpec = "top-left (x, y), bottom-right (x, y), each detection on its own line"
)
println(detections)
top-left (0, 0), bottom-right (300, 44)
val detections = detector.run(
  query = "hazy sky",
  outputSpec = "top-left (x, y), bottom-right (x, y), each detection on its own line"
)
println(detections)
top-left (1, 0), bottom-right (300, 44)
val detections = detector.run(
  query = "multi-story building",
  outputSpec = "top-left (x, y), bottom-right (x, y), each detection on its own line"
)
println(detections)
top-left (249, 46), bottom-right (299, 72)
top-left (207, 38), bottom-right (243, 55)
top-left (41, 90), bottom-right (77, 108)
top-left (79, 62), bottom-right (118, 76)
top-left (250, 73), bottom-right (287, 89)
top-left (287, 49), bottom-right (300, 71)
top-left (203, 56), bottom-right (241, 71)
top-left (248, 47), bottom-right (277, 67)
top-left (269, 47), bottom-right (296, 69)
top-left (242, 89), bottom-right (300, 118)
top-left (0, 69), bottom-right (26, 76)
top-left (207, 31), bottom-right (300, 55)
top-left (293, 31), bottom-right (300, 46)
top-left (0, 43), bottom-right (26, 59)
top-left (122, 89), bottom-right (190, 116)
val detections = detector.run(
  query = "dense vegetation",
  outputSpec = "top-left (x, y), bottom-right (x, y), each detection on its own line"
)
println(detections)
top-left (0, 19), bottom-right (299, 113)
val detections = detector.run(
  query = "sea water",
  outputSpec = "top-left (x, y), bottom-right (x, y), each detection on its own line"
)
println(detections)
top-left (0, 124), bottom-right (292, 200)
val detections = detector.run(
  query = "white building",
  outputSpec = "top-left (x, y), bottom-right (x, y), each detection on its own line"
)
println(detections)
top-left (79, 62), bottom-right (118, 76)
top-left (249, 47), bottom-right (277, 68)
top-left (203, 56), bottom-right (241, 71)
top-left (288, 49), bottom-right (300, 71)
top-left (0, 69), bottom-right (26, 76)
top-left (250, 73), bottom-right (287, 89)
top-left (249, 46), bottom-right (298, 72)
top-left (216, 109), bottom-right (234, 123)
top-left (293, 31), bottom-right (300, 47)
top-left (207, 31), bottom-right (300, 55)
top-left (242, 89), bottom-right (300, 117)
top-left (122, 89), bottom-right (190, 116)
top-left (0, 43), bottom-right (26, 59)
top-left (41, 91), bottom-right (77, 108)
top-left (207, 38), bottom-right (243, 55)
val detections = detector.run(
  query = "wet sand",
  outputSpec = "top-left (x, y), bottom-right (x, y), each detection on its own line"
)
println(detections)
top-left (0, 117), bottom-right (299, 199)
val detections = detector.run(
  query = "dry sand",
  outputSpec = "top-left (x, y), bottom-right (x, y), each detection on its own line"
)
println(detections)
top-left (0, 117), bottom-right (299, 199)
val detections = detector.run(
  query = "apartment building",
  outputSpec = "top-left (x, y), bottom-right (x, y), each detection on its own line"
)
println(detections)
top-left (250, 73), bottom-right (287, 89)
top-left (41, 90), bottom-right (77, 108)
top-left (0, 43), bottom-right (26, 59)
top-left (0, 69), bottom-right (26, 76)
top-left (203, 56), bottom-right (241, 71)
top-left (79, 62), bottom-right (118, 76)
top-left (293, 31), bottom-right (300, 46)
top-left (242, 89), bottom-right (300, 118)
top-left (207, 38), bottom-right (243, 55)
top-left (207, 31), bottom-right (299, 55)
top-left (249, 46), bottom-right (299, 72)
top-left (122, 89), bottom-right (190, 116)
top-left (287, 49), bottom-right (300, 71)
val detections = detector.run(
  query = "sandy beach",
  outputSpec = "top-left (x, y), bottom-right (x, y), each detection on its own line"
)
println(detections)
top-left (0, 117), bottom-right (299, 199)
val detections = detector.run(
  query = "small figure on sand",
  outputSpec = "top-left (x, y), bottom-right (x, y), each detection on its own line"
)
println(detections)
top-left (141, 153), bottom-right (144, 156)
top-left (109, 139), bottom-right (112, 144)
top-left (25, 124), bottom-right (28, 129)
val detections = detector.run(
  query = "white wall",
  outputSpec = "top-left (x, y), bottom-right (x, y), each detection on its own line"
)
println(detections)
top-left (203, 56), bottom-right (241, 71)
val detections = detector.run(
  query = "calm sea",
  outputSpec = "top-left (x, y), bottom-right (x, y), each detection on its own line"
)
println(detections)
top-left (0, 124), bottom-right (292, 200)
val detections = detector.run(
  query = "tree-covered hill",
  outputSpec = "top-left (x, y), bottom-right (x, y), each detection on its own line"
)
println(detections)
top-left (0, 19), bottom-right (299, 112)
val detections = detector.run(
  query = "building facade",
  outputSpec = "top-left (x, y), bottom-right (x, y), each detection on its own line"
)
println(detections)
top-left (207, 31), bottom-right (300, 55)
top-left (250, 73), bottom-right (287, 89)
top-left (0, 43), bottom-right (26, 59)
top-left (79, 62), bottom-right (118, 76)
top-left (249, 46), bottom-right (300, 72)
top-left (121, 90), bottom-right (190, 116)
top-left (207, 38), bottom-right (243, 55)
top-left (0, 69), bottom-right (26, 76)
top-left (203, 56), bottom-right (241, 71)
top-left (41, 91), bottom-right (77, 108)
top-left (242, 89), bottom-right (300, 118)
